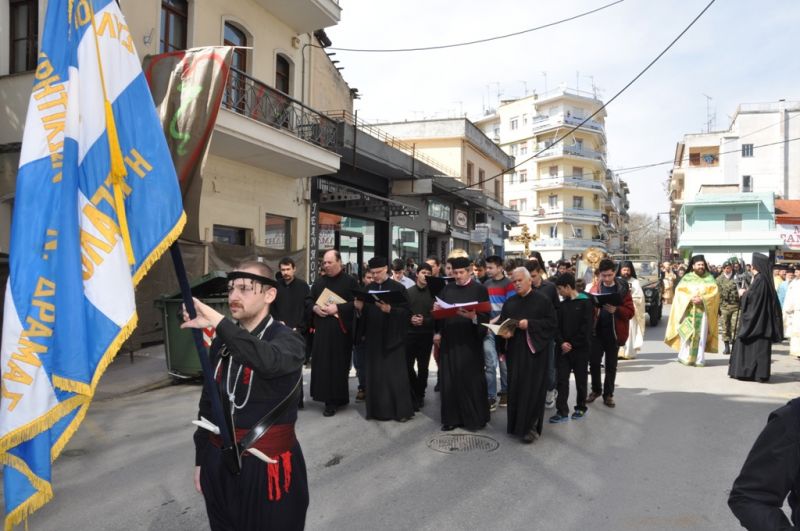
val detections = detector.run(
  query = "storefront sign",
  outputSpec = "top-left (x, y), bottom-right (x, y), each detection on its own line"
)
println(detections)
top-left (454, 209), bottom-right (469, 229)
top-left (451, 228), bottom-right (471, 241)
top-left (779, 224), bottom-right (800, 250)
top-left (308, 195), bottom-right (320, 284)
top-left (430, 219), bottom-right (448, 233)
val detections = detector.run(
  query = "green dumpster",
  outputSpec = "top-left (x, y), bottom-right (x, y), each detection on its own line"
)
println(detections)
top-left (155, 271), bottom-right (231, 379)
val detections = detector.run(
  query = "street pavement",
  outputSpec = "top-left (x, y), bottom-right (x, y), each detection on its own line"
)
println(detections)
top-left (15, 310), bottom-right (800, 530)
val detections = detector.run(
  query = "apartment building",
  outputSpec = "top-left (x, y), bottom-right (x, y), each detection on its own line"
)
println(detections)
top-left (475, 85), bottom-right (628, 261)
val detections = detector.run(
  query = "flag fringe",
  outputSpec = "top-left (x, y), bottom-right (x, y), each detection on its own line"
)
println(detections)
top-left (0, 446), bottom-right (55, 531)
top-left (0, 395), bottom-right (85, 455)
top-left (133, 211), bottom-right (186, 286)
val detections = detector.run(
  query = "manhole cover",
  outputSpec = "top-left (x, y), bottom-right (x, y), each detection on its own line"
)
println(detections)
top-left (427, 434), bottom-right (499, 454)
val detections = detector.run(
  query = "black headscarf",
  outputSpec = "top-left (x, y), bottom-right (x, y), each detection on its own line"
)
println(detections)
top-left (737, 253), bottom-right (783, 342)
top-left (617, 260), bottom-right (637, 279)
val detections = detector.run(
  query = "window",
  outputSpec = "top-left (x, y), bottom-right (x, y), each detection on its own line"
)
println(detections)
top-left (519, 169), bottom-right (527, 183)
top-left (742, 175), bottom-right (752, 193)
top-left (493, 127), bottom-right (500, 138)
top-left (509, 144), bottom-right (518, 157)
top-left (495, 179), bottom-right (502, 201)
top-left (10, 0), bottom-right (38, 73)
top-left (573, 196), bottom-right (584, 209)
top-left (428, 200), bottom-right (451, 220)
top-left (519, 198), bottom-right (527, 211)
top-left (548, 194), bottom-right (558, 208)
top-left (725, 213), bottom-right (742, 232)
top-left (519, 143), bottom-right (528, 156)
top-left (510, 117), bottom-right (519, 130)
top-left (549, 224), bottom-right (558, 238)
top-left (276, 54), bottom-right (291, 95)
top-left (522, 114), bottom-right (528, 126)
top-left (224, 23), bottom-right (248, 112)
top-left (160, 0), bottom-right (188, 53)
top-left (572, 166), bottom-right (583, 177)
top-left (742, 143), bottom-right (754, 157)
top-left (213, 225), bottom-right (250, 245)
top-left (689, 152), bottom-right (701, 166)
top-left (264, 214), bottom-right (292, 251)
top-left (508, 172), bottom-right (515, 185)
top-left (479, 169), bottom-right (486, 189)
top-left (574, 228), bottom-right (584, 239)
top-left (549, 165), bottom-right (558, 177)
top-left (509, 200), bottom-right (519, 211)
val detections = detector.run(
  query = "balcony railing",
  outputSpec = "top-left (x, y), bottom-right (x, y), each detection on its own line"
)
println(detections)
top-left (531, 176), bottom-right (607, 194)
top-left (531, 113), bottom-right (605, 135)
top-left (223, 67), bottom-right (338, 150)
top-left (534, 207), bottom-right (604, 220)
top-left (534, 143), bottom-right (606, 164)
top-left (526, 237), bottom-right (607, 250)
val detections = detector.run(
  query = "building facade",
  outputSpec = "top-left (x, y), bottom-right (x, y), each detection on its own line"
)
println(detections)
top-left (669, 99), bottom-right (800, 261)
top-left (474, 86), bottom-right (628, 261)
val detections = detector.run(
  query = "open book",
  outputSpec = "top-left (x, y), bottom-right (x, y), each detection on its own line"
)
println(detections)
top-left (315, 287), bottom-right (347, 308)
top-left (482, 318), bottom-right (518, 336)
top-left (432, 297), bottom-right (492, 319)
top-left (352, 288), bottom-right (406, 305)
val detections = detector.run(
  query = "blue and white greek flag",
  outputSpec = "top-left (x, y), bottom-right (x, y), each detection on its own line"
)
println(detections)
top-left (0, 0), bottom-right (185, 527)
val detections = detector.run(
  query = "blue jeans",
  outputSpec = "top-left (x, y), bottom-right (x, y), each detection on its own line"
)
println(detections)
top-left (484, 334), bottom-right (508, 399)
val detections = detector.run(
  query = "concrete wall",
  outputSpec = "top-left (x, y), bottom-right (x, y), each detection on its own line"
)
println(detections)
top-left (199, 155), bottom-right (308, 250)
top-left (308, 40), bottom-right (352, 113)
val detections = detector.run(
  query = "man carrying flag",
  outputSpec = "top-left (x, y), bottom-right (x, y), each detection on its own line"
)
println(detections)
top-left (0, 1), bottom-right (184, 528)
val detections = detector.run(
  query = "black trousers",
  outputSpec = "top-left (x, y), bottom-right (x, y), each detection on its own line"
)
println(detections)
top-left (590, 330), bottom-right (618, 398)
top-left (556, 346), bottom-right (589, 416)
top-left (406, 333), bottom-right (433, 402)
top-left (200, 441), bottom-right (308, 531)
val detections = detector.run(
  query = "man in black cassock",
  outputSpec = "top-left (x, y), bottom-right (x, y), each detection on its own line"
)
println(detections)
top-left (274, 257), bottom-right (311, 409)
top-left (354, 257), bottom-right (414, 422)
top-left (728, 253), bottom-right (784, 383)
top-left (183, 261), bottom-right (308, 530)
top-left (499, 267), bottom-right (557, 443)
top-left (307, 249), bottom-right (359, 416)
top-left (729, 398), bottom-right (800, 529)
top-left (433, 256), bottom-right (490, 431)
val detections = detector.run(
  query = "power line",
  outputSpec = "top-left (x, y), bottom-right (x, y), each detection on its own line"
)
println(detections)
top-left (328, 0), bottom-right (624, 53)
top-left (614, 135), bottom-right (800, 175)
top-left (445, 0), bottom-right (718, 195)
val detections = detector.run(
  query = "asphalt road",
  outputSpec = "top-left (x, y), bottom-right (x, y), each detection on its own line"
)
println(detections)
top-left (19, 311), bottom-right (800, 530)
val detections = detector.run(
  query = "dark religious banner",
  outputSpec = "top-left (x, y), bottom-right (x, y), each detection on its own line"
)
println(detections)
top-left (143, 47), bottom-right (234, 241)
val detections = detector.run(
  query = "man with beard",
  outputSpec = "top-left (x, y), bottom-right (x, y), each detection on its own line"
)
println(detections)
top-left (433, 256), bottom-right (490, 431)
top-left (716, 260), bottom-right (741, 355)
top-left (728, 253), bottom-right (783, 382)
top-left (664, 255), bottom-right (720, 367)
top-left (307, 250), bottom-right (359, 416)
top-left (184, 261), bottom-right (308, 530)
top-left (617, 261), bottom-right (645, 360)
top-left (354, 257), bottom-right (414, 421)
top-left (274, 258), bottom-right (310, 360)
top-left (406, 263), bottom-right (435, 410)
top-left (498, 267), bottom-right (557, 443)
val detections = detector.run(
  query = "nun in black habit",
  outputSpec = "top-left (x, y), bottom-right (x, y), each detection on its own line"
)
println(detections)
top-left (728, 253), bottom-right (783, 382)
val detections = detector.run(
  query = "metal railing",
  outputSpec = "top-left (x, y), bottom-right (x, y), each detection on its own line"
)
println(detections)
top-left (534, 143), bottom-right (606, 164)
top-left (531, 176), bottom-right (607, 193)
top-left (531, 113), bottom-right (605, 134)
top-left (222, 67), bottom-right (338, 150)
top-left (324, 110), bottom-right (459, 177)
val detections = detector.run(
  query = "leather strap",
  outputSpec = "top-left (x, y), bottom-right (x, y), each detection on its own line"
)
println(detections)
top-left (238, 375), bottom-right (303, 456)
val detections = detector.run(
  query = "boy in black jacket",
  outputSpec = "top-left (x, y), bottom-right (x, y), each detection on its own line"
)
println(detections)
top-left (551, 273), bottom-right (594, 423)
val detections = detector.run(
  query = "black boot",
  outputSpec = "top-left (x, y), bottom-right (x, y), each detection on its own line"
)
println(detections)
top-left (723, 341), bottom-right (730, 355)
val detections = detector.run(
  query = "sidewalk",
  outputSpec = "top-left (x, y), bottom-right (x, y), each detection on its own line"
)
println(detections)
top-left (95, 343), bottom-right (174, 401)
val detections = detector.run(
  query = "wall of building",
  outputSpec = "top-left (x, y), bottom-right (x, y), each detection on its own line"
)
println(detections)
top-left (308, 41), bottom-right (352, 113)
top-left (199, 155), bottom-right (308, 250)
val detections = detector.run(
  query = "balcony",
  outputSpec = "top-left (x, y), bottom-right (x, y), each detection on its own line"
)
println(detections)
top-left (534, 143), bottom-right (606, 165)
top-left (531, 113), bottom-right (605, 136)
top-left (531, 176), bottom-right (607, 195)
top-left (255, 0), bottom-right (341, 33)
top-left (527, 237), bottom-right (607, 251)
top-left (534, 207), bottom-right (603, 222)
top-left (210, 68), bottom-right (340, 178)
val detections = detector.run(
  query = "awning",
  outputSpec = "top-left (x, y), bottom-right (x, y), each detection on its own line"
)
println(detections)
top-left (318, 179), bottom-right (419, 217)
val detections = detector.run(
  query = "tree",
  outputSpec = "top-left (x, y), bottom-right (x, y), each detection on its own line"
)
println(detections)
top-left (625, 212), bottom-right (669, 258)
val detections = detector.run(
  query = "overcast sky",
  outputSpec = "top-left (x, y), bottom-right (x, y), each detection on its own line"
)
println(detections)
top-left (326, 0), bottom-right (800, 217)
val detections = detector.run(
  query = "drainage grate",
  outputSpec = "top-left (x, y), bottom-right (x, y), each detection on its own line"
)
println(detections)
top-left (427, 433), bottom-right (500, 454)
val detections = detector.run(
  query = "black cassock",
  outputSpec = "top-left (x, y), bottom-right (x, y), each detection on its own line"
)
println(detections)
top-left (729, 254), bottom-right (783, 381)
top-left (307, 271), bottom-right (359, 405)
top-left (361, 278), bottom-right (414, 421)
top-left (274, 277), bottom-right (311, 333)
top-left (729, 398), bottom-right (800, 529)
top-left (500, 289), bottom-right (557, 437)
top-left (437, 279), bottom-right (490, 430)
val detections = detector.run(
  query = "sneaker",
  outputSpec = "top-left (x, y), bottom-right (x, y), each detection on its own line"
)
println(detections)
top-left (549, 413), bottom-right (570, 424)
top-left (603, 396), bottom-right (616, 408)
top-left (571, 409), bottom-right (588, 420)
top-left (586, 391), bottom-right (601, 404)
top-left (488, 398), bottom-right (498, 412)
top-left (545, 389), bottom-right (557, 409)
top-left (498, 394), bottom-right (508, 407)
top-left (355, 389), bottom-right (366, 402)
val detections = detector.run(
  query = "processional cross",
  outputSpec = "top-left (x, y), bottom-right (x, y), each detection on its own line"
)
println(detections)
top-left (512, 224), bottom-right (538, 257)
